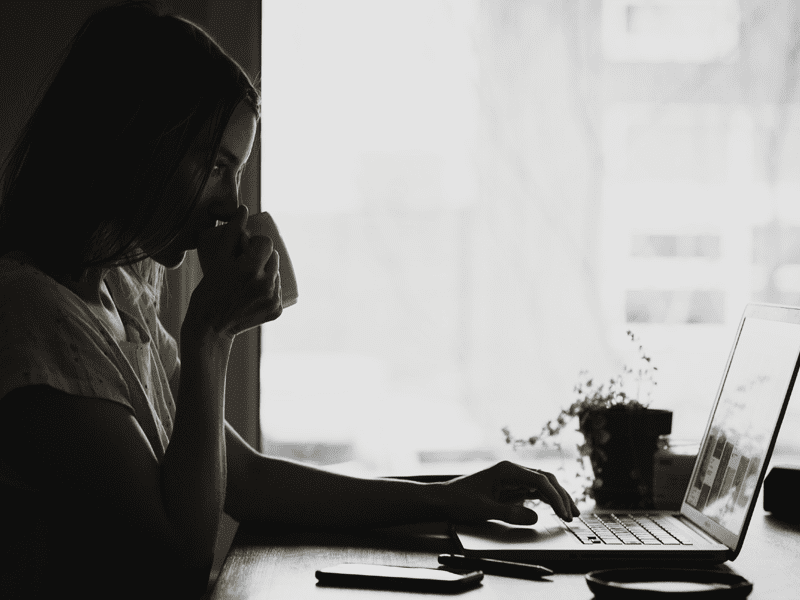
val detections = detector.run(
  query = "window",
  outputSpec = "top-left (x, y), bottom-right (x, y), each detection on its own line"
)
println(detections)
top-left (601, 0), bottom-right (740, 63)
top-left (631, 234), bottom-right (721, 258)
top-left (260, 0), bottom-right (800, 484)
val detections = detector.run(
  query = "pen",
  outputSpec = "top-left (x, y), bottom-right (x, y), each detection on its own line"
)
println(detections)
top-left (438, 554), bottom-right (553, 579)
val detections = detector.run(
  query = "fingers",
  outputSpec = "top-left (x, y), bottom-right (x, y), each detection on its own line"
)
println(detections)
top-left (496, 502), bottom-right (539, 526)
top-left (527, 472), bottom-right (569, 520)
top-left (196, 226), bottom-right (221, 275)
top-left (223, 204), bottom-right (249, 259)
top-left (267, 249), bottom-right (280, 281)
top-left (540, 470), bottom-right (580, 518)
top-left (231, 291), bottom-right (283, 332)
top-left (240, 235), bottom-right (276, 277)
top-left (495, 462), bottom-right (579, 522)
top-left (497, 467), bottom-right (566, 520)
top-left (191, 205), bottom-right (287, 337)
top-left (239, 237), bottom-right (282, 319)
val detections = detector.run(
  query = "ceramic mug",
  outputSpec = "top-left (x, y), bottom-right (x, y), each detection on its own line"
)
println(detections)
top-left (246, 211), bottom-right (298, 308)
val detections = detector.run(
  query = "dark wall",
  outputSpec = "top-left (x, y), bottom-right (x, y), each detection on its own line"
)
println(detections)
top-left (0, 0), bottom-right (262, 145)
top-left (0, 1), bottom-right (206, 158)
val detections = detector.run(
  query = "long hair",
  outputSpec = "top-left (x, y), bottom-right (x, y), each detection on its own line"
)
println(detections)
top-left (0, 0), bottom-right (260, 314)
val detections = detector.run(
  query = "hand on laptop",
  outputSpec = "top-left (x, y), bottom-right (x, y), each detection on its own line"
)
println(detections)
top-left (435, 461), bottom-right (581, 525)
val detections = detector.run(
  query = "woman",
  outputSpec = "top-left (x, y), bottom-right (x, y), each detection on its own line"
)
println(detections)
top-left (0, 2), bottom-right (579, 598)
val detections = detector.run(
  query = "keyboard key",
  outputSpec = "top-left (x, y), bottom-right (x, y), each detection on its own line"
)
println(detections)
top-left (644, 516), bottom-right (694, 545)
top-left (655, 537), bottom-right (682, 545)
top-left (564, 513), bottom-right (703, 546)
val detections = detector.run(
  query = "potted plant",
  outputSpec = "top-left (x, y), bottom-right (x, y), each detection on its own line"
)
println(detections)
top-left (502, 331), bottom-right (672, 509)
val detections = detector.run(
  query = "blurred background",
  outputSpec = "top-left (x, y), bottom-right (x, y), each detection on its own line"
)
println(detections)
top-left (5, 0), bottom-right (796, 493)
top-left (259, 0), bottom-right (800, 485)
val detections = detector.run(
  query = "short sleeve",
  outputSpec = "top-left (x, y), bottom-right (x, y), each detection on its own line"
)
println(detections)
top-left (0, 265), bottom-right (133, 412)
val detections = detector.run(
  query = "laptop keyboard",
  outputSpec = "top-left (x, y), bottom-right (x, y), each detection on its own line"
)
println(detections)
top-left (562, 514), bottom-right (693, 545)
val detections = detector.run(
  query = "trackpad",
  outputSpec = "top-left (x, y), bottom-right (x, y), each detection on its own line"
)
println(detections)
top-left (453, 513), bottom-right (568, 551)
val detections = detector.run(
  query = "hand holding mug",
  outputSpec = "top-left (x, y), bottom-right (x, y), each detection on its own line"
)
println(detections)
top-left (191, 205), bottom-right (283, 339)
top-left (244, 210), bottom-right (298, 308)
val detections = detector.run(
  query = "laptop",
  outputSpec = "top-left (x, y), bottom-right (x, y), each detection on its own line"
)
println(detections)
top-left (452, 303), bottom-right (800, 566)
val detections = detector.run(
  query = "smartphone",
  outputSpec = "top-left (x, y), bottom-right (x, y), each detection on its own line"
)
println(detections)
top-left (315, 563), bottom-right (484, 592)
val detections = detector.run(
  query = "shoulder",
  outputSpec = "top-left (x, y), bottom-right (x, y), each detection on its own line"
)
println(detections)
top-left (0, 253), bottom-right (69, 313)
top-left (0, 255), bottom-right (133, 411)
top-left (0, 253), bottom-right (92, 348)
top-left (0, 253), bottom-right (101, 342)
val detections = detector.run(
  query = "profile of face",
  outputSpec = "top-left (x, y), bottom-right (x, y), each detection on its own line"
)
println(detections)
top-left (151, 100), bottom-right (258, 269)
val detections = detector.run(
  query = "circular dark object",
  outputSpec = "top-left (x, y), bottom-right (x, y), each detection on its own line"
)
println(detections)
top-left (585, 568), bottom-right (753, 598)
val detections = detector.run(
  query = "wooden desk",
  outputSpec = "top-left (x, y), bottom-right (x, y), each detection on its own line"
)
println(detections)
top-left (209, 504), bottom-right (800, 599)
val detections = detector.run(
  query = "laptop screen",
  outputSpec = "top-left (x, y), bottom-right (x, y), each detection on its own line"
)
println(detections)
top-left (685, 314), bottom-right (800, 538)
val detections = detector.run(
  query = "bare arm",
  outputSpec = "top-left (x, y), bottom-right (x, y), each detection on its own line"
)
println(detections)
top-left (159, 320), bottom-right (232, 567)
top-left (222, 422), bottom-right (442, 528)
top-left (222, 422), bottom-right (580, 530)
top-left (0, 333), bottom-right (229, 594)
top-left (196, 204), bottom-right (580, 530)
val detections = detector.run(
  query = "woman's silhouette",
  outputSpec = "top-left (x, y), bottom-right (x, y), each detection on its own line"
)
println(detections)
top-left (0, 2), bottom-right (579, 598)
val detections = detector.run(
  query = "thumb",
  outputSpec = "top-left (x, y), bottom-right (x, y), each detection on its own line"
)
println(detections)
top-left (492, 502), bottom-right (539, 526)
top-left (198, 222), bottom-right (225, 249)
top-left (197, 223), bottom-right (228, 274)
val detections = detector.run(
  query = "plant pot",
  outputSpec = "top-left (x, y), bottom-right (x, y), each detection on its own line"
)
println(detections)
top-left (579, 406), bottom-right (672, 510)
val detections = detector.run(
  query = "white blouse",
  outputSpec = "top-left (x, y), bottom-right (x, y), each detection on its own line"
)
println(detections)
top-left (0, 250), bottom-right (180, 491)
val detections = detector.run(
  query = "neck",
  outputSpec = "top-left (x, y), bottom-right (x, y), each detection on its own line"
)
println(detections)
top-left (64, 267), bottom-right (109, 307)
top-left (50, 263), bottom-right (110, 307)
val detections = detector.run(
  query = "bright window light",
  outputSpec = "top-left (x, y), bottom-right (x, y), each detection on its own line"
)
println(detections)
top-left (261, 0), bottom-right (800, 483)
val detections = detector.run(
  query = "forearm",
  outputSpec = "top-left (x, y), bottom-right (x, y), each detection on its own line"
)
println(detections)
top-left (225, 451), bottom-right (448, 529)
top-left (161, 321), bottom-right (232, 567)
